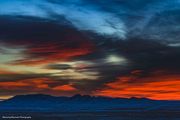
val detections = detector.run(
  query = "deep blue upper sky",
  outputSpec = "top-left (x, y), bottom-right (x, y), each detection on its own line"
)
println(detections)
top-left (0, 0), bottom-right (180, 44)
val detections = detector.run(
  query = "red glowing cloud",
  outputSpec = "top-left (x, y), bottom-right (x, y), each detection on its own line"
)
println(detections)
top-left (12, 39), bottom-right (94, 65)
top-left (95, 71), bottom-right (180, 100)
top-left (52, 85), bottom-right (77, 91)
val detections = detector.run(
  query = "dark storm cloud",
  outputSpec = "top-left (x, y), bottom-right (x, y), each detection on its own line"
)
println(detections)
top-left (0, 73), bottom-right (50, 82)
top-left (71, 37), bottom-right (180, 92)
top-left (3, 30), bottom-right (177, 94)
top-left (0, 16), bottom-right (94, 65)
top-left (46, 64), bottom-right (73, 70)
top-left (0, 16), bottom-right (73, 43)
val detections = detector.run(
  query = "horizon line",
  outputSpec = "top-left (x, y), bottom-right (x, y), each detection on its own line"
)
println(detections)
top-left (1, 93), bottom-right (180, 101)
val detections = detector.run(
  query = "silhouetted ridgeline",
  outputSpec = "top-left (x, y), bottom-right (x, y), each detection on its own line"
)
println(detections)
top-left (0, 94), bottom-right (179, 112)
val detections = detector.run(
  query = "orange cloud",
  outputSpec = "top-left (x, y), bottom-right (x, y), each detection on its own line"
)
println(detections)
top-left (94, 72), bottom-right (180, 100)
top-left (0, 78), bottom-right (50, 89)
top-left (0, 81), bottom-right (29, 88)
top-left (0, 69), bottom-right (20, 74)
top-left (0, 78), bottom-right (77, 95)
top-left (53, 85), bottom-right (77, 91)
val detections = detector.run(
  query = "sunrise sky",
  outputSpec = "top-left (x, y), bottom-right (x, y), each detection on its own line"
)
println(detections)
top-left (0, 0), bottom-right (180, 100)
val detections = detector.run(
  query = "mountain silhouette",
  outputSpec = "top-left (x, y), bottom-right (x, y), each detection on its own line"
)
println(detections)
top-left (0, 94), bottom-right (179, 112)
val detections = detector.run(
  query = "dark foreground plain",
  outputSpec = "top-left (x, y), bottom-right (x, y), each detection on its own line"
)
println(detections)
top-left (0, 111), bottom-right (180, 120)
top-left (0, 95), bottom-right (180, 120)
